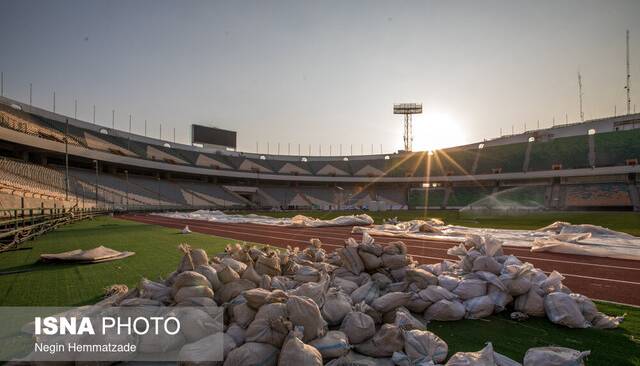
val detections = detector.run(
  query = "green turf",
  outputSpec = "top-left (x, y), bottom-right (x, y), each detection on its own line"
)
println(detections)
top-left (0, 216), bottom-right (234, 307)
top-left (234, 209), bottom-right (640, 236)
top-left (0, 215), bottom-right (638, 365)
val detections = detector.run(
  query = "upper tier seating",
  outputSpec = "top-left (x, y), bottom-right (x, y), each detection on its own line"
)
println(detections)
top-left (594, 128), bottom-right (640, 167)
top-left (430, 148), bottom-right (478, 176)
top-left (528, 135), bottom-right (589, 171)
top-left (474, 143), bottom-right (527, 174)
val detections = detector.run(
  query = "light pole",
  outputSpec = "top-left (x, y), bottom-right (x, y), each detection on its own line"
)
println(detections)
top-left (93, 160), bottom-right (99, 208)
top-left (64, 119), bottom-right (69, 200)
top-left (124, 170), bottom-right (129, 210)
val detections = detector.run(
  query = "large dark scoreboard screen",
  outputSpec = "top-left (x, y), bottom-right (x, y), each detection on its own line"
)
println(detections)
top-left (191, 124), bottom-right (237, 149)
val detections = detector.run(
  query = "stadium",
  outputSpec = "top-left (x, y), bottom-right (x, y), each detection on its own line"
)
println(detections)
top-left (0, 1), bottom-right (639, 365)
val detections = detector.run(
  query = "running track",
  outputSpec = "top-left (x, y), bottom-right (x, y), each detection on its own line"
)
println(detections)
top-left (120, 214), bottom-right (640, 306)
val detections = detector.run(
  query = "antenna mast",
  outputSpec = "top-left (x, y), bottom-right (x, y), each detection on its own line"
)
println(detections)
top-left (626, 29), bottom-right (631, 115)
top-left (578, 72), bottom-right (584, 122)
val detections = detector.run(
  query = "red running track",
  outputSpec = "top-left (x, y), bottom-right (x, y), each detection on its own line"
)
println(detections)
top-left (119, 214), bottom-right (640, 307)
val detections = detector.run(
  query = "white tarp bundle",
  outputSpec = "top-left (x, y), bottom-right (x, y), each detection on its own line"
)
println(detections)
top-left (353, 220), bottom-right (640, 260)
top-left (153, 210), bottom-right (374, 228)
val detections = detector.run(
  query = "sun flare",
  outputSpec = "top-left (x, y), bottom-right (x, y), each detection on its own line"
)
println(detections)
top-left (411, 112), bottom-right (467, 152)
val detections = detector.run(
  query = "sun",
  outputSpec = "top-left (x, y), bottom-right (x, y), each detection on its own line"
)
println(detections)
top-left (411, 112), bottom-right (467, 152)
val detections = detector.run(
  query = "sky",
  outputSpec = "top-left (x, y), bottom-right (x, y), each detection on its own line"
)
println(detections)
top-left (0, 0), bottom-right (639, 154)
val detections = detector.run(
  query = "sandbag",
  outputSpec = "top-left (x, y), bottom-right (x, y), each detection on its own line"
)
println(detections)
top-left (371, 292), bottom-right (412, 313)
top-left (218, 266), bottom-right (240, 284)
top-left (500, 264), bottom-right (533, 296)
top-left (350, 281), bottom-right (380, 305)
top-left (445, 343), bottom-right (495, 366)
top-left (232, 303), bottom-right (256, 329)
top-left (452, 278), bottom-right (486, 300)
top-left (381, 254), bottom-right (412, 270)
top-left (245, 303), bottom-right (291, 347)
top-left (243, 288), bottom-right (272, 309)
top-left (464, 295), bottom-right (494, 319)
top-left (326, 351), bottom-right (395, 366)
top-left (174, 286), bottom-right (214, 303)
top-left (340, 308), bottom-right (375, 344)
top-left (271, 276), bottom-right (298, 291)
top-left (487, 284), bottom-right (513, 313)
top-left (195, 265), bottom-right (223, 291)
top-left (294, 265), bottom-right (321, 283)
top-left (394, 307), bottom-right (426, 331)
top-left (139, 278), bottom-right (172, 303)
top-left (523, 346), bottom-right (590, 366)
top-left (405, 292), bottom-right (431, 313)
top-left (278, 327), bottom-right (322, 366)
top-left (286, 295), bottom-right (327, 342)
top-left (178, 332), bottom-right (233, 365)
top-left (173, 271), bottom-right (212, 290)
top-left (359, 250), bottom-right (383, 271)
top-left (569, 293), bottom-right (599, 322)
top-left (403, 329), bottom-right (448, 364)
top-left (309, 330), bottom-right (351, 359)
top-left (255, 252), bottom-right (281, 276)
top-left (472, 256), bottom-right (502, 274)
top-left (355, 324), bottom-right (403, 358)
top-left (215, 279), bottom-right (256, 304)
top-left (419, 285), bottom-right (458, 303)
top-left (405, 268), bottom-right (438, 289)
top-left (332, 277), bottom-right (359, 294)
top-left (339, 244), bottom-right (365, 274)
top-left (514, 286), bottom-right (545, 317)
top-left (544, 292), bottom-right (590, 328)
top-left (424, 299), bottom-right (465, 321)
top-left (437, 274), bottom-right (461, 292)
top-left (178, 247), bottom-right (209, 272)
top-left (322, 288), bottom-right (353, 326)
top-left (225, 323), bottom-right (246, 347)
top-left (371, 272), bottom-right (393, 289)
top-left (240, 264), bottom-right (262, 286)
top-left (290, 275), bottom-right (329, 308)
top-left (223, 342), bottom-right (279, 366)
top-left (383, 241), bottom-right (407, 255)
top-left (220, 257), bottom-right (247, 274)
top-left (176, 307), bottom-right (220, 343)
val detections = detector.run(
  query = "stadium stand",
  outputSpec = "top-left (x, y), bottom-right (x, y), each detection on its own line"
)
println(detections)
top-left (474, 143), bottom-right (527, 174)
top-left (446, 186), bottom-right (492, 207)
top-left (565, 183), bottom-right (633, 207)
top-left (431, 148), bottom-right (478, 176)
top-left (408, 188), bottom-right (446, 208)
top-left (528, 135), bottom-right (590, 171)
top-left (1, 96), bottom-right (639, 212)
top-left (496, 185), bottom-right (547, 207)
top-left (594, 128), bottom-right (640, 167)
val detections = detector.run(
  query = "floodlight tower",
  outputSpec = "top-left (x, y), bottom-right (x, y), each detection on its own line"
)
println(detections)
top-left (394, 103), bottom-right (422, 151)
top-left (625, 29), bottom-right (631, 115)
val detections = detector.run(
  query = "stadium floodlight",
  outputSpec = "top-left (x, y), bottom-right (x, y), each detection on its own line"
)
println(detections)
top-left (394, 103), bottom-right (422, 151)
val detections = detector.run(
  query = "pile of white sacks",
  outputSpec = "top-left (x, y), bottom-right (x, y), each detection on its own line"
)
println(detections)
top-left (130, 233), bottom-right (622, 365)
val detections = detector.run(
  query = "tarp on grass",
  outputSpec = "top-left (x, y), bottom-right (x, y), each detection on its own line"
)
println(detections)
top-left (40, 246), bottom-right (135, 263)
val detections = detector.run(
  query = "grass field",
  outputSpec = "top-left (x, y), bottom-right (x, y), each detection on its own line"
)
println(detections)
top-left (0, 216), bottom-right (638, 365)
top-left (235, 209), bottom-right (640, 236)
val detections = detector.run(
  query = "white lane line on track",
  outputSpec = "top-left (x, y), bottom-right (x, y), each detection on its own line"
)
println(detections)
top-left (127, 216), bottom-right (640, 286)
top-left (154, 217), bottom-right (640, 273)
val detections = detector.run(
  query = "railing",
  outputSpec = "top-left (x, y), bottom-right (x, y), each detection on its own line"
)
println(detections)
top-left (0, 207), bottom-right (107, 253)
